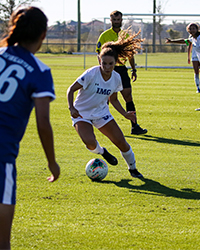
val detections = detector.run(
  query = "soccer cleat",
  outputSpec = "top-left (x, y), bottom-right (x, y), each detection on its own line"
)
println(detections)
top-left (129, 169), bottom-right (143, 178)
top-left (195, 108), bottom-right (200, 111)
top-left (196, 89), bottom-right (200, 93)
top-left (102, 148), bottom-right (118, 165)
top-left (131, 124), bottom-right (147, 135)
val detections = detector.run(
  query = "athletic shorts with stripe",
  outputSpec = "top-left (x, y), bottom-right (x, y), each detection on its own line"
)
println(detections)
top-left (0, 162), bottom-right (17, 205)
top-left (71, 113), bottom-right (114, 129)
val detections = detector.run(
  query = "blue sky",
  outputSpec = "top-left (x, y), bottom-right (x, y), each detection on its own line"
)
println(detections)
top-left (33, 0), bottom-right (200, 25)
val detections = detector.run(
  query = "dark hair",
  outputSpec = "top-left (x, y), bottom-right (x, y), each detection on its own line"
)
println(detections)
top-left (186, 22), bottom-right (200, 32)
top-left (110, 10), bottom-right (122, 18)
top-left (1, 6), bottom-right (47, 46)
top-left (99, 30), bottom-right (143, 64)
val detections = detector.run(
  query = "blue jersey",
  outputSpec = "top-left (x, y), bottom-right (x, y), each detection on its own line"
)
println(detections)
top-left (0, 46), bottom-right (55, 164)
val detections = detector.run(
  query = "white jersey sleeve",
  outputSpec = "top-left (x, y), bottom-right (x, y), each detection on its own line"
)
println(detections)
top-left (76, 66), bottom-right (97, 89)
top-left (73, 66), bottom-right (123, 119)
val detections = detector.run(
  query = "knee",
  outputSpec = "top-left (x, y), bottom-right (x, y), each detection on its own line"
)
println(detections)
top-left (83, 138), bottom-right (97, 150)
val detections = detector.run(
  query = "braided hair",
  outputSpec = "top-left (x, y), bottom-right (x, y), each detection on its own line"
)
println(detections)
top-left (1, 6), bottom-right (47, 47)
top-left (99, 30), bottom-right (143, 64)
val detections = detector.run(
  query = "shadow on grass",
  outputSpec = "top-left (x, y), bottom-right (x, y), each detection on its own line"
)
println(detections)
top-left (125, 134), bottom-right (200, 147)
top-left (103, 178), bottom-right (200, 200)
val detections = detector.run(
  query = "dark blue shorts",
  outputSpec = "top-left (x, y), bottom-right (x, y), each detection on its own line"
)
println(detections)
top-left (114, 65), bottom-right (131, 89)
top-left (0, 162), bottom-right (17, 205)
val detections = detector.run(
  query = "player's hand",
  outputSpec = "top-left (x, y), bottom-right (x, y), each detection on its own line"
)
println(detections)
top-left (165, 38), bottom-right (171, 43)
top-left (131, 71), bottom-right (137, 82)
top-left (69, 106), bottom-right (83, 118)
top-left (124, 111), bottom-right (136, 123)
top-left (47, 162), bottom-right (60, 182)
top-left (188, 58), bottom-right (191, 64)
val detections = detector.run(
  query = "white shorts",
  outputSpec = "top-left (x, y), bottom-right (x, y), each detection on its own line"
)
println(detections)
top-left (71, 113), bottom-right (114, 129)
top-left (0, 162), bottom-right (16, 205)
top-left (191, 49), bottom-right (200, 62)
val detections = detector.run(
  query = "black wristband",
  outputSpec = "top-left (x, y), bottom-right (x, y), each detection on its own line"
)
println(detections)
top-left (131, 69), bottom-right (137, 72)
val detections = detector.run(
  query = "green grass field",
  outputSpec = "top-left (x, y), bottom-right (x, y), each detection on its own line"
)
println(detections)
top-left (13, 53), bottom-right (200, 249)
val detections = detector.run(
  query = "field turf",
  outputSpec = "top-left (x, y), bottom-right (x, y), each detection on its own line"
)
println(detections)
top-left (13, 53), bottom-right (200, 249)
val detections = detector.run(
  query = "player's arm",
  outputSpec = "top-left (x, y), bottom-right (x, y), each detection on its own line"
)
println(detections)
top-left (109, 92), bottom-right (136, 123)
top-left (67, 81), bottom-right (83, 118)
top-left (187, 42), bottom-right (192, 64)
top-left (165, 38), bottom-right (186, 44)
top-left (128, 55), bottom-right (137, 82)
top-left (34, 97), bottom-right (60, 182)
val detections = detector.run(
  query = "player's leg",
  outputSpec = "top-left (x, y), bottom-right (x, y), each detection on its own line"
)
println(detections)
top-left (192, 60), bottom-right (200, 93)
top-left (99, 119), bottom-right (143, 178)
top-left (115, 65), bottom-right (147, 135)
top-left (0, 204), bottom-right (15, 249)
top-left (121, 87), bottom-right (136, 125)
top-left (74, 121), bottom-right (97, 150)
top-left (121, 87), bottom-right (147, 135)
top-left (99, 119), bottom-right (129, 151)
top-left (74, 121), bottom-right (117, 165)
top-left (0, 162), bottom-right (16, 249)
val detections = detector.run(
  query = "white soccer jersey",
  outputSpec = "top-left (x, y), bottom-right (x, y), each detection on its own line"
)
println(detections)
top-left (189, 34), bottom-right (200, 61)
top-left (74, 66), bottom-right (123, 119)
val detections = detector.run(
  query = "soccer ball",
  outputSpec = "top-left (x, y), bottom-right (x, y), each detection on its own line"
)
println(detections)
top-left (85, 158), bottom-right (108, 181)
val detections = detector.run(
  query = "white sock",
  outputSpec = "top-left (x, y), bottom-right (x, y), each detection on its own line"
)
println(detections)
top-left (121, 146), bottom-right (136, 170)
top-left (194, 74), bottom-right (199, 90)
top-left (87, 141), bottom-right (104, 154)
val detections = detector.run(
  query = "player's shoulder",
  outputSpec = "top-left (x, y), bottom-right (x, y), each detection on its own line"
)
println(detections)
top-left (0, 46), bottom-right (50, 73)
top-left (111, 70), bottom-right (122, 90)
top-left (188, 34), bottom-right (193, 41)
top-left (85, 65), bottom-right (100, 75)
top-left (196, 33), bottom-right (200, 40)
top-left (97, 28), bottom-right (116, 51)
top-left (0, 47), bottom-right (7, 54)
top-left (81, 65), bottom-right (100, 79)
top-left (77, 66), bottom-right (100, 86)
top-left (31, 54), bottom-right (50, 72)
top-left (112, 70), bottom-right (121, 80)
top-left (99, 28), bottom-right (113, 38)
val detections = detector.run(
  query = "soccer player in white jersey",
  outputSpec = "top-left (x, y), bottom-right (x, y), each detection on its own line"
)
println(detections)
top-left (67, 31), bottom-right (144, 180)
top-left (96, 10), bottom-right (147, 135)
top-left (0, 7), bottom-right (60, 249)
top-left (166, 23), bottom-right (200, 100)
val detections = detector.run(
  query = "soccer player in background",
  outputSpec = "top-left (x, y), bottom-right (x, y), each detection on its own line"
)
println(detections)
top-left (96, 10), bottom-right (147, 135)
top-left (0, 7), bottom-right (60, 249)
top-left (67, 31), bottom-right (144, 180)
top-left (166, 22), bottom-right (200, 100)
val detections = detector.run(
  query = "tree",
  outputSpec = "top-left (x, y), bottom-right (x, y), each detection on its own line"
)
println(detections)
top-left (156, 1), bottom-right (165, 47)
top-left (156, 0), bottom-right (168, 51)
top-left (166, 28), bottom-right (181, 39)
top-left (166, 28), bottom-right (183, 52)
top-left (0, 0), bottom-right (37, 30)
